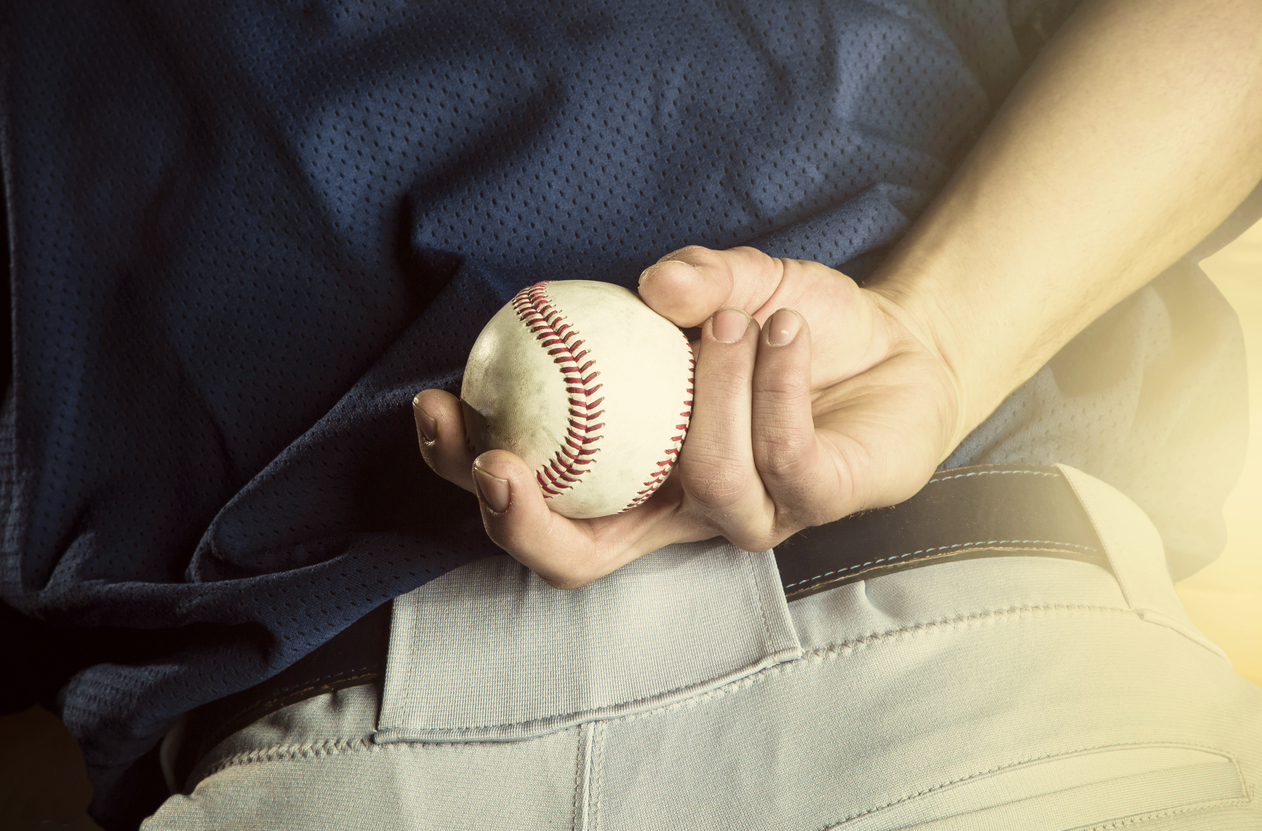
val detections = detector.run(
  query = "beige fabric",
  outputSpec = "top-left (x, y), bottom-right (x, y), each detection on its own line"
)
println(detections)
top-left (148, 467), bottom-right (1262, 830)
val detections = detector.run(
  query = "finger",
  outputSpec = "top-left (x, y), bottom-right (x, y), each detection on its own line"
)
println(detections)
top-left (640, 248), bottom-right (895, 391)
top-left (675, 307), bottom-right (775, 550)
top-left (751, 309), bottom-right (843, 531)
top-left (638, 246), bottom-right (786, 327)
top-left (413, 389), bottom-right (477, 492)
top-left (469, 448), bottom-right (580, 583)
top-left (470, 450), bottom-right (708, 588)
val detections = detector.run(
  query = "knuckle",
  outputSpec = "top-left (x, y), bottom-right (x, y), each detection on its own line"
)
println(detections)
top-left (726, 527), bottom-right (778, 553)
top-left (802, 503), bottom-right (841, 531)
top-left (678, 444), bottom-right (751, 510)
top-left (728, 245), bottom-right (765, 262)
top-left (753, 426), bottom-right (815, 479)
top-left (663, 244), bottom-right (711, 264)
top-left (779, 497), bottom-right (834, 535)
top-left (757, 367), bottom-right (810, 399)
top-left (680, 464), bottom-right (748, 511)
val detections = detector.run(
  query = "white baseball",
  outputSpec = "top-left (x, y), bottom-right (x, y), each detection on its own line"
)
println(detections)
top-left (460, 280), bottom-right (695, 519)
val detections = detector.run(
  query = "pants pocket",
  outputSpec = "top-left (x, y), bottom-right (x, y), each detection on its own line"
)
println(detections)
top-left (831, 744), bottom-right (1251, 831)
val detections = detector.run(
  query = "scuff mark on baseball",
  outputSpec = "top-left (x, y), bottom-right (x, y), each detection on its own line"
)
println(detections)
top-left (460, 280), bottom-right (695, 519)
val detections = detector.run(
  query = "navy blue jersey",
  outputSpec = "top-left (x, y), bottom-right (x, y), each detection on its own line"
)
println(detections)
top-left (0, 0), bottom-right (1250, 822)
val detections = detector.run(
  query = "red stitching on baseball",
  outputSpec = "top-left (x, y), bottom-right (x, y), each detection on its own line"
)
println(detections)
top-left (512, 282), bottom-right (604, 498)
top-left (623, 342), bottom-right (694, 512)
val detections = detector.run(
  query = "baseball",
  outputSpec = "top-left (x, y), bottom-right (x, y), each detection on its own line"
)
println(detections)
top-left (460, 280), bottom-right (695, 519)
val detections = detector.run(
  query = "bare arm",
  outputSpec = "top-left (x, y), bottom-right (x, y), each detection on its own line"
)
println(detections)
top-left (877, 0), bottom-right (1262, 449)
top-left (415, 0), bottom-right (1262, 587)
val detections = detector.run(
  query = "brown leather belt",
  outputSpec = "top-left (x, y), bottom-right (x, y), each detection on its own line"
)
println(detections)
top-left (174, 463), bottom-right (1107, 789)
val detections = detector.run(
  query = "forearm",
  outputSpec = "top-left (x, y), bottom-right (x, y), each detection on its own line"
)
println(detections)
top-left (869, 0), bottom-right (1262, 451)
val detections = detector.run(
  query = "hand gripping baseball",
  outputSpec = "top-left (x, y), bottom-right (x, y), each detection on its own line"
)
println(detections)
top-left (414, 246), bottom-right (965, 588)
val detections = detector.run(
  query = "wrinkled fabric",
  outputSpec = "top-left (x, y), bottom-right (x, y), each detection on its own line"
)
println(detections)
top-left (144, 470), bottom-right (1262, 830)
top-left (0, 0), bottom-right (1248, 824)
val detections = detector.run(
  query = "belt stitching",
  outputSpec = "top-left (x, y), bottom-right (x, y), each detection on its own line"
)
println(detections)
top-left (783, 539), bottom-right (1100, 590)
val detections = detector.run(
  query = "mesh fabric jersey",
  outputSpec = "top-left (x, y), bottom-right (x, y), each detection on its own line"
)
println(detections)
top-left (0, 0), bottom-right (1249, 824)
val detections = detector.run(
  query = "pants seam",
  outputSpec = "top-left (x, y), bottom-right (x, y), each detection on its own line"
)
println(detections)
top-left (1074, 793), bottom-right (1254, 831)
top-left (817, 742), bottom-right (1248, 830)
top-left (604, 603), bottom-right (1137, 727)
top-left (192, 736), bottom-right (381, 782)
top-left (574, 722), bottom-right (594, 831)
top-left (192, 604), bottom-right (1150, 786)
top-left (591, 721), bottom-right (606, 831)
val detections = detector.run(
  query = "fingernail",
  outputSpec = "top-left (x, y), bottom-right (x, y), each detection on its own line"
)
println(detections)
top-left (638, 259), bottom-right (694, 288)
top-left (711, 307), bottom-right (752, 343)
top-left (473, 465), bottom-right (511, 513)
top-left (766, 309), bottom-right (802, 346)
top-left (413, 396), bottom-right (436, 442)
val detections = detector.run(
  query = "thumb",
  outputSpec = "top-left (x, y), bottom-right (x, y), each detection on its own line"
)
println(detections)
top-left (637, 251), bottom-right (729, 327)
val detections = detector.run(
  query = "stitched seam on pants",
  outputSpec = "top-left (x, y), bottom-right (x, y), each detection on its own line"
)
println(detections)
top-left (194, 736), bottom-right (386, 779)
top-left (369, 603), bottom-right (1134, 737)
top-left (199, 603), bottom-right (1132, 769)
top-left (592, 721), bottom-right (606, 831)
top-left (573, 721), bottom-right (597, 831)
top-left (745, 547), bottom-right (777, 645)
top-left (814, 742), bottom-right (1248, 831)
top-left (1076, 793), bottom-right (1255, 831)
top-left (1134, 609), bottom-right (1232, 662)
top-left (374, 643), bottom-right (805, 733)
top-left (196, 725), bottom-right (578, 780)
top-left (604, 603), bottom-right (1135, 726)
top-left (1078, 800), bottom-right (1253, 831)
top-left (197, 604), bottom-right (1135, 778)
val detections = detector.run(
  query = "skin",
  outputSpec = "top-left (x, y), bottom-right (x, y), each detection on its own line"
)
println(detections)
top-left (414, 0), bottom-right (1262, 589)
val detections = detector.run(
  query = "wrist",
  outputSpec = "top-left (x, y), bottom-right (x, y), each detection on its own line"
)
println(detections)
top-left (864, 276), bottom-right (976, 463)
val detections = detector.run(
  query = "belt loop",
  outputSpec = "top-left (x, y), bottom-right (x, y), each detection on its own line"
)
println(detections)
top-left (1055, 464), bottom-right (1229, 661)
